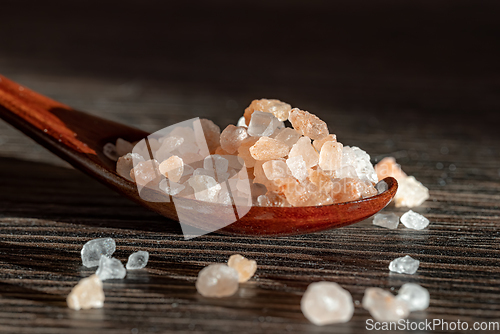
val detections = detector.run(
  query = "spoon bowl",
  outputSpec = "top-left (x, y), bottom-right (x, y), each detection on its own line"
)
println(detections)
top-left (0, 74), bottom-right (397, 236)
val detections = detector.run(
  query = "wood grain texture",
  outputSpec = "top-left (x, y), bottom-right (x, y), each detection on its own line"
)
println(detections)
top-left (0, 0), bottom-right (500, 333)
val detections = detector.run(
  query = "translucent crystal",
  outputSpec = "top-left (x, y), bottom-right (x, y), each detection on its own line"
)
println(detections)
top-left (309, 169), bottom-right (334, 194)
top-left (262, 160), bottom-right (290, 180)
top-left (66, 274), bottom-right (104, 310)
top-left (170, 126), bottom-right (196, 145)
top-left (373, 213), bottom-right (400, 229)
top-left (227, 254), bottom-right (257, 283)
top-left (400, 210), bottom-right (429, 230)
top-left (362, 287), bottom-right (409, 321)
top-left (313, 134), bottom-right (337, 151)
top-left (195, 264), bottom-right (239, 297)
top-left (159, 155), bottom-right (184, 182)
top-left (286, 156), bottom-right (308, 182)
top-left (159, 179), bottom-right (185, 196)
top-left (301, 282), bottom-right (354, 325)
top-left (396, 283), bottom-right (430, 311)
top-left (244, 98), bottom-right (292, 124)
top-left (394, 176), bottom-right (429, 208)
top-left (273, 127), bottom-right (301, 147)
top-left (130, 159), bottom-right (162, 188)
top-left (288, 136), bottom-right (319, 168)
top-left (195, 118), bottom-right (221, 155)
top-left (249, 137), bottom-right (290, 160)
top-left (288, 108), bottom-right (329, 140)
top-left (237, 116), bottom-right (247, 127)
top-left (374, 157), bottom-right (407, 181)
top-left (96, 255), bottom-right (126, 281)
top-left (126, 251), bottom-right (149, 270)
top-left (177, 143), bottom-right (199, 156)
top-left (103, 142), bottom-right (119, 161)
top-left (278, 178), bottom-right (333, 207)
top-left (334, 165), bottom-right (359, 179)
top-left (330, 178), bottom-right (362, 204)
top-left (319, 141), bottom-right (343, 171)
top-left (188, 175), bottom-right (222, 202)
top-left (159, 135), bottom-right (184, 154)
top-left (341, 146), bottom-right (378, 184)
top-left (81, 238), bottom-right (116, 268)
top-left (237, 137), bottom-right (259, 168)
top-left (116, 153), bottom-right (144, 181)
top-left (247, 110), bottom-right (283, 137)
top-left (220, 125), bottom-right (248, 154)
top-left (204, 155), bottom-right (229, 181)
top-left (257, 191), bottom-right (291, 207)
top-left (116, 138), bottom-right (133, 156)
top-left (389, 255), bottom-right (420, 274)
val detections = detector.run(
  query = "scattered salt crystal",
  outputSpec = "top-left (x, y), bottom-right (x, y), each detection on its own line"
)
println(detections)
top-left (67, 274), bottom-right (104, 310)
top-left (319, 141), bottom-right (343, 171)
top-left (96, 255), bottom-right (126, 280)
top-left (262, 160), bottom-right (290, 180)
top-left (220, 125), bottom-right (248, 154)
top-left (247, 110), bottom-right (282, 137)
top-left (249, 137), bottom-right (290, 160)
top-left (188, 175), bottom-right (222, 203)
top-left (389, 255), bottom-right (420, 274)
top-left (159, 179), bottom-right (185, 196)
top-left (313, 134), bottom-right (337, 151)
top-left (396, 283), bottom-right (430, 311)
top-left (394, 176), bottom-right (429, 208)
top-left (115, 138), bottom-right (133, 156)
top-left (273, 127), bottom-right (301, 147)
top-left (288, 108), bottom-right (329, 140)
top-left (195, 264), bottom-right (239, 297)
top-left (288, 136), bottom-right (319, 168)
top-left (286, 156), bottom-right (308, 182)
top-left (126, 251), bottom-right (149, 270)
top-left (116, 153), bottom-right (144, 181)
top-left (103, 142), bottom-right (119, 161)
top-left (374, 157), bottom-right (407, 181)
top-left (159, 155), bottom-right (184, 182)
top-left (400, 210), bottom-right (429, 230)
top-left (362, 287), bottom-right (409, 321)
top-left (373, 213), bottom-right (400, 229)
top-left (81, 238), bottom-right (116, 268)
top-left (227, 254), bottom-right (257, 283)
top-left (301, 282), bottom-right (354, 325)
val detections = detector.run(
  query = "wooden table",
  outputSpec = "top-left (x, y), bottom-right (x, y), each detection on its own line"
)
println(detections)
top-left (1, 1), bottom-right (499, 333)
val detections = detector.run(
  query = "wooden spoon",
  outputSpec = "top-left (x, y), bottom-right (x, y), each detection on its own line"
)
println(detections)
top-left (0, 74), bottom-right (397, 236)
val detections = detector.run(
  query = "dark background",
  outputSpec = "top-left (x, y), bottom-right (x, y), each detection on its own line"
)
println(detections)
top-left (1, 1), bottom-right (499, 334)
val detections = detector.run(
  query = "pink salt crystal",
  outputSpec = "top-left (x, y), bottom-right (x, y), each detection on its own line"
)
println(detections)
top-left (286, 156), bottom-right (308, 182)
top-left (288, 108), bottom-right (329, 140)
top-left (277, 177), bottom-right (333, 207)
top-left (67, 274), bottom-right (105, 311)
top-left (170, 126), bottom-right (196, 145)
top-left (159, 155), bottom-right (184, 182)
top-left (257, 191), bottom-right (291, 207)
top-left (253, 161), bottom-right (269, 185)
top-left (116, 153), bottom-right (144, 181)
top-left (197, 118), bottom-right (221, 154)
top-left (249, 137), bottom-right (290, 161)
top-left (227, 254), bottom-right (257, 283)
top-left (247, 111), bottom-right (282, 137)
top-left (309, 169), bottom-right (334, 195)
top-left (182, 152), bottom-right (205, 164)
top-left (220, 125), bottom-right (249, 154)
top-left (363, 287), bottom-right (409, 322)
top-left (262, 160), bottom-right (290, 180)
top-left (288, 136), bottom-right (319, 168)
top-left (243, 98), bottom-right (292, 124)
top-left (130, 159), bottom-right (162, 188)
top-left (374, 157), bottom-right (407, 181)
top-left (319, 141), bottom-right (343, 171)
top-left (214, 146), bottom-right (232, 156)
top-left (273, 127), bottom-right (301, 147)
top-left (312, 134), bottom-right (337, 152)
top-left (115, 138), bottom-right (134, 156)
top-left (330, 178), bottom-right (362, 204)
top-left (195, 264), bottom-right (239, 298)
top-left (178, 143), bottom-right (200, 156)
top-left (237, 137), bottom-right (259, 168)
top-left (159, 136), bottom-right (184, 153)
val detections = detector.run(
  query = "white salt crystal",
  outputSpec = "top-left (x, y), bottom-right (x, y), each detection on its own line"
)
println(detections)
top-left (237, 116), bottom-right (247, 127)
top-left (103, 142), bottom-right (119, 161)
top-left (341, 146), bottom-right (378, 183)
top-left (81, 238), bottom-right (116, 268)
top-left (286, 156), bottom-right (308, 182)
top-left (116, 153), bottom-right (145, 181)
top-left (301, 282), bottom-right (354, 325)
top-left (318, 141), bottom-right (343, 171)
top-left (396, 283), bottom-right (430, 311)
top-left (66, 274), bottom-right (104, 310)
top-left (400, 210), bottom-right (429, 230)
top-left (177, 143), bottom-right (199, 156)
top-left (195, 264), bottom-right (239, 298)
top-left (373, 213), bottom-right (400, 229)
top-left (188, 175), bottom-right (222, 202)
top-left (394, 176), bottom-right (429, 207)
top-left (247, 110), bottom-right (282, 137)
top-left (170, 126), bottom-right (196, 144)
top-left (126, 251), bottom-right (149, 270)
top-left (334, 165), bottom-right (359, 179)
top-left (159, 135), bottom-right (184, 153)
top-left (389, 255), bottom-right (420, 274)
top-left (273, 127), bottom-right (301, 147)
top-left (193, 168), bottom-right (216, 178)
top-left (204, 155), bottom-right (229, 177)
top-left (227, 254), bottom-right (257, 283)
top-left (362, 287), bottom-right (409, 321)
top-left (95, 255), bottom-right (126, 280)
top-left (288, 136), bottom-right (319, 168)
top-left (159, 179), bottom-right (185, 196)
top-left (262, 160), bottom-right (290, 180)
